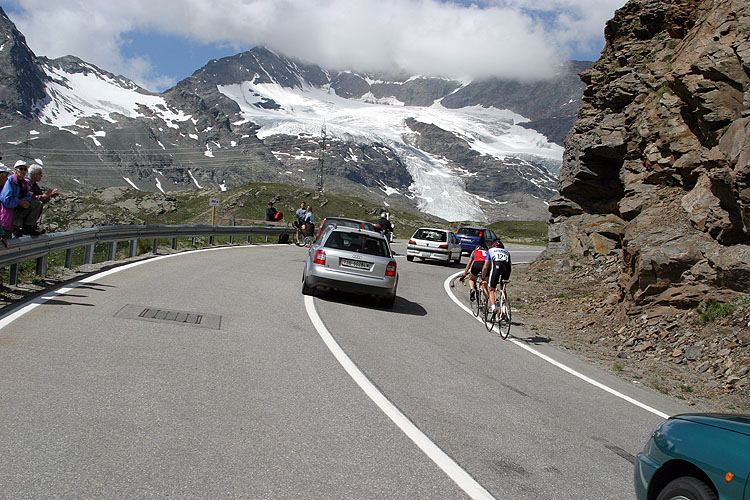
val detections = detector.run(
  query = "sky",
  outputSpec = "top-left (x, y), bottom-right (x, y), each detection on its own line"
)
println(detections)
top-left (4, 0), bottom-right (628, 92)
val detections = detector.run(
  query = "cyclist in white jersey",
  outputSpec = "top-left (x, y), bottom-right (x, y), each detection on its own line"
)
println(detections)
top-left (481, 240), bottom-right (511, 312)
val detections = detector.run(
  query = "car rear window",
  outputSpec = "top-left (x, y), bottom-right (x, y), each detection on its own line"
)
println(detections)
top-left (325, 231), bottom-right (389, 257)
top-left (457, 228), bottom-right (482, 237)
top-left (413, 229), bottom-right (447, 242)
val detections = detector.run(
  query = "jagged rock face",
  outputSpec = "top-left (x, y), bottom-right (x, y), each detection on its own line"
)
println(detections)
top-left (0, 7), bottom-right (46, 117)
top-left (549, 0), bottom-right (750, 309)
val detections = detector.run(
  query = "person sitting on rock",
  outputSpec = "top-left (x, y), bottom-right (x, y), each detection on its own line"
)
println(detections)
top-left (0, 160), bottom-right (45, 237)
top-left (28, 164), bottom-right (59, 209)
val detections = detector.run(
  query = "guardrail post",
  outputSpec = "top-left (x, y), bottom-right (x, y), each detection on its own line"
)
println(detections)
top-left (64, 248), bottom-right (73, 268)
top-left (247, 234), bottom-right (252, 244)
top-left (191, 237), bottom-right (196, 247)
top-left (9, 263), bottom-right (18, 285)
top-left (171, 238), bottom-right (177, 250)
top-left (209, 235), bottom-right (215, 245)
top-left (107, 241), bottom-right (117, 261)
top-left (230, 216), bottom-right (235, 244)
top-left (35, 255), bottom-right (48, 278)
top-left (84, 244), bottom-right (94, 265)
top-left (129, 239), bottom-right (137, 258)
top-left (152, 239), bottom-right (158, 254)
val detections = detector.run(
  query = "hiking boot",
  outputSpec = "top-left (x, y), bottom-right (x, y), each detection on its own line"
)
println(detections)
top-left (12, 227), bottom-right (23, 238)
top-left (22, 225), bottom-right (45, 236)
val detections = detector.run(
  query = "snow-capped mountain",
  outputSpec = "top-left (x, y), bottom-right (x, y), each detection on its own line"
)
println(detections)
top-left (0, 8), bottom-right (588, 221)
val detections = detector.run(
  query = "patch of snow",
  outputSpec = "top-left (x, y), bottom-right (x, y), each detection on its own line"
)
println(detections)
top-left (29, 130), bottom-right (40, 135)
top-left (217, 80), bottom-right (561, 220)
top-left (123, 177), bottom-right (139, 190)
top-left (154, 177), bottom-right (165, 194)
top-left (189, 134), bottom-right (199, 140)
top-left (188, 170), bottom-right (203, 188)
top-left (37, 64), bottom-right (192, 128)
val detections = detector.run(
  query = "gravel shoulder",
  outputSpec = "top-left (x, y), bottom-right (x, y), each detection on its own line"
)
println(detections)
top-left (511, 254), bottom-right (749, 413)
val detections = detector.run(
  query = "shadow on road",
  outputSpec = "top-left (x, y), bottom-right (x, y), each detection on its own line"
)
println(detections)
top-left (313, 290), bottom-right (427, 316)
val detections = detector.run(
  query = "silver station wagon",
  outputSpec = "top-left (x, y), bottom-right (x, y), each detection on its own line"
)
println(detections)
top-left (302, 225), bottom-right (398, 308)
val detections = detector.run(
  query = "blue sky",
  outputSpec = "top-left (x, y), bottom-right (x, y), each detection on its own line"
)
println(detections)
top-left (5, 0), bottom-right (627, 92)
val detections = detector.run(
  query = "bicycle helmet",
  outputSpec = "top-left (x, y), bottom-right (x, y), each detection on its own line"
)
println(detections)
top-left (492, 239), bottom-right (504, 249)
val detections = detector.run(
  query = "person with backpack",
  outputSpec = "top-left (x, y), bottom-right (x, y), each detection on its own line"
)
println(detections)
top-left (265, 201), bottom-right (278, 222)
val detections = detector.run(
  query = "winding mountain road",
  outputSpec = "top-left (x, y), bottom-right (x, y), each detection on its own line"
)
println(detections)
top-left (0, 243), bottom-right (693, 499)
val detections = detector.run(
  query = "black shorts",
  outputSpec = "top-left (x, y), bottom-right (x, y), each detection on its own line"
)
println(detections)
top-left (470, 261), bottom-right (485, 277)
top-left (488, 261), bottom-right (511, 289)
top-left (306, 223), bottom-right (315, 237)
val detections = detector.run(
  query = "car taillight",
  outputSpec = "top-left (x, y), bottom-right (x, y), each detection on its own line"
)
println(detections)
top-left (439, 244), bottom-right (448, 248)
top-left (313, 250), bottom-right (326, 265)
top-left (408, 239), bottom-right (416, 245)
top-left (385, 261), bottom-right (397, 276)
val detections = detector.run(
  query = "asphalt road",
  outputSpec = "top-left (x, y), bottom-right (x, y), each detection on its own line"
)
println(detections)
top-left (0, 243), bottom-right (694, 499)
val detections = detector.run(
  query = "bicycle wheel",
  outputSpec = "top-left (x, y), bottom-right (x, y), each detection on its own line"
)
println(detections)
top-left (484, 297), bottom-right (496, 332)
top-left (294, 230), bottom-right (304, 246)
top-left (498, 291), bottom-right (511, 339)
top-left (471, 285), bottom-right (482, 317)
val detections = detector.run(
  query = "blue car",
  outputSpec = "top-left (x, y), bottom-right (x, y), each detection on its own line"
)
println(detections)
top-left (635, 413), bottom-right (750, 500)
top-left (455, 226), bottom-right (499, 254)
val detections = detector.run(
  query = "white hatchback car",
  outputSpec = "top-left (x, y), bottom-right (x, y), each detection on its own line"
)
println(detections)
top-left (406, 227), bottom-right (462, 265)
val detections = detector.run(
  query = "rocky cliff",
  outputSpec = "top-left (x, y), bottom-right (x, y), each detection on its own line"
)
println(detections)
top-left (548, 0), bottom-right (750, 310)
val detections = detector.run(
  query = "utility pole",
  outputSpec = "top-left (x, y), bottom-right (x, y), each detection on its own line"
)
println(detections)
top-left (317, 122), bottom-right (326, 192)
top-left (20, 139), bottom-right (33, 164)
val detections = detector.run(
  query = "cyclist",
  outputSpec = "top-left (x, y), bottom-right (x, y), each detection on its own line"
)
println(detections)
top-left (460, 237), bottom-right (488, 302)
top-left (481, 240), bottom-right (511, 313)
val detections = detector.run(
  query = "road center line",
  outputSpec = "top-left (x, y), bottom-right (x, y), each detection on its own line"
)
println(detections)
top-left (443, 272), bottom-right (670, 420)
top-left (304, 296), bottom-right (496, 500)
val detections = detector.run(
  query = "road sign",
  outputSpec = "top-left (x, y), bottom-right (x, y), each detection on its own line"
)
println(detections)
top-left (209, 198), bottom-right (220, 207)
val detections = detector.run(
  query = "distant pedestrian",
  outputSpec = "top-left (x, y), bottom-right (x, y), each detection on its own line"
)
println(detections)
top-left (303, 206), bottom-right (314, 246)
top-left (265, 201), bottom-right (277, 222)
top-left (295, 201), bottom-right (307, 226)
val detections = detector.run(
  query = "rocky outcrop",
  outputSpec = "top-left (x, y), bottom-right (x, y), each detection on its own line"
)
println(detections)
top-left (0, 7), bottom-right (47, 117)
top-left (549, 0), bottom-right (750, 309)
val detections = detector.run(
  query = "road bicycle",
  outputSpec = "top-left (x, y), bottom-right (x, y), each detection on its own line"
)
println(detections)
top-left (294, 222), bottom-right (314, 247)
top-left (460, 274), bottom-right (487, 318)
top-left (484, 280), bottom-right (511, 339)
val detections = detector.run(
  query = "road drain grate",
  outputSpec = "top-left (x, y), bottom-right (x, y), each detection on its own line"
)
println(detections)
top-left (115, 304), bottom-right (221, 330)
top-left (139, 308), bottom-right (202, 324)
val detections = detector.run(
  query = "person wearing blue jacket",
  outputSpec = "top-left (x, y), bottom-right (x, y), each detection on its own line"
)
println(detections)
top-left (0, 160), bottom-right (44, 237)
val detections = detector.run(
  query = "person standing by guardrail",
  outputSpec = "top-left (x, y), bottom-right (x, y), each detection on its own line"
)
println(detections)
top-left (29, 164), bottom-right (59, 231)
top-left (303, 205), bottom-right (315, 247)
top-left (1, 160), bottom-right (45, 238)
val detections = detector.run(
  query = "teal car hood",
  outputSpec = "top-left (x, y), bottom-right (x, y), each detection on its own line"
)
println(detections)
top-left (674, 413), bottom-right (750, 436)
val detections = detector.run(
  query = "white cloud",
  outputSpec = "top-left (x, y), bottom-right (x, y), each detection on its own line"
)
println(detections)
top-left (7, 0), bottom-right (627, 90)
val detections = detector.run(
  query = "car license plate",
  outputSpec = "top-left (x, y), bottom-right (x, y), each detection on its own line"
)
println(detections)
top-left (420, 252), bottom-right (431, 257)
top-left (341, 258), bottom-right (371, 270)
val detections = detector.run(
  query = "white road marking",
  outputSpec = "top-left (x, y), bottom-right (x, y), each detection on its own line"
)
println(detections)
top-left (0, 246), bottom-right (251, 330)
top-left (444, 272), bottom-right (670, 420)
top-left (304, 296), bottom-right (496, 500)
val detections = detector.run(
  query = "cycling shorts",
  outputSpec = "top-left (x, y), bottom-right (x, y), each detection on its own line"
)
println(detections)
top-left (488, 261), bottom-right (511, 289)
top-left (469, 260), bottom-right (485, 277)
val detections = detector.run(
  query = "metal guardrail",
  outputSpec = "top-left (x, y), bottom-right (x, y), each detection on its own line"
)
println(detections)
top-left (0, 223), bottom-right (295, 285)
